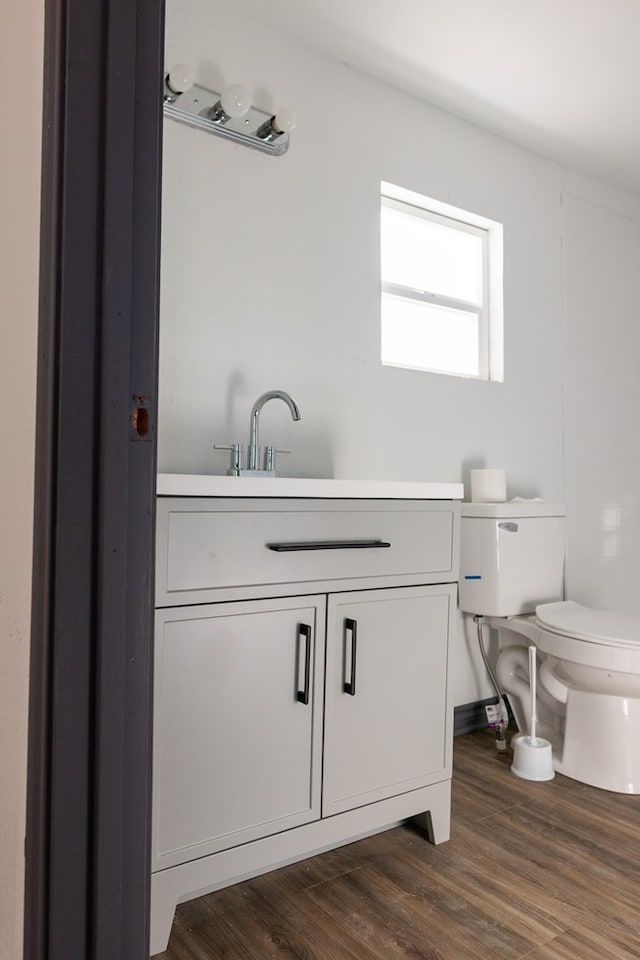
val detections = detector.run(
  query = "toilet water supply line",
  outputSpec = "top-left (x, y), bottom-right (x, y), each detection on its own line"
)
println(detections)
top-left (473, 615), bottom-right (509, 751)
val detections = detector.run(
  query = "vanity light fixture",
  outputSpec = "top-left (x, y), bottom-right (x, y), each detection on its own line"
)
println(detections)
top-left (163, 65), bottom-right (297, 156)
top-left (164, 63), bottom-right (195, 103)
top-left (208, 82), bottom-right (251, 123)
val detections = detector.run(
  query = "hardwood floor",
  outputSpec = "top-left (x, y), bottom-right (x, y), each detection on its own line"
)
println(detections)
top-left (153, 730), bottom-right (640, 959)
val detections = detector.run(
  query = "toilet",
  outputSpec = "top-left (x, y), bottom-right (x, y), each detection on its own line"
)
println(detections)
top-left (459, 502), bottom-right (640, 794)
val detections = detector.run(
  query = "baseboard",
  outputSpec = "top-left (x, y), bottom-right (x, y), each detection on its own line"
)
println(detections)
top-left (454, 696), bottom-right (516, 736)
top-left (453, 697), bottom-right (496, 736)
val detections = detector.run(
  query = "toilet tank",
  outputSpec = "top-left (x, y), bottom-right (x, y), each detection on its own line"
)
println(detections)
top-left (459, 502), bottom-right (566, 616)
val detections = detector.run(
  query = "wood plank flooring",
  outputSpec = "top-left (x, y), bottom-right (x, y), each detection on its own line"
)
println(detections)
top-left (153, 730), bottom-right (640, 959)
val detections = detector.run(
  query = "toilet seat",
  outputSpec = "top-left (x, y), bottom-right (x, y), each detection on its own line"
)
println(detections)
top-left (535, 600), bottom-right (640, 649)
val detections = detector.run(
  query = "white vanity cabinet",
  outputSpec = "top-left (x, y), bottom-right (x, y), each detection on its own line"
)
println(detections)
top-left (151, 492), bottom-right (460, 956)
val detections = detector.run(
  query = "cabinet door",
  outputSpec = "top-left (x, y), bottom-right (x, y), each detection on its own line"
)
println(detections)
top-left (323, 585), bottom-right (454, 817)
top-left (153, 596), bottom-right (325, 871)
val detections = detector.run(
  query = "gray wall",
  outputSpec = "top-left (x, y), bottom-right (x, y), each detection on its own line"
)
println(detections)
top-left (0, 0), bottom-right (43, 954)
top-left (563, 194), bottom-right (640, 616)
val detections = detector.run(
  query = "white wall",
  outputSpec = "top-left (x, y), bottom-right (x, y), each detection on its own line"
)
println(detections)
top-left (0, 0), bottom-right (43, 955)
top-left (563, 194), bottom-right (640, 615)
top-left (161, 0), bottom-right (640, 705)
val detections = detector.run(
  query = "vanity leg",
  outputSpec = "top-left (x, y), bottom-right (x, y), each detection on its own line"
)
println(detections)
top-left (410, 779), bottom-right (451, 844)
top-left (149, 872), bottom-right (178, 956)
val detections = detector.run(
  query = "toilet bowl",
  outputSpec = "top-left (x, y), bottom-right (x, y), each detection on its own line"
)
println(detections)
top-left (459, 502), bottom-right (640, 794)
top-left (494, 601), bottom-right (640, 794)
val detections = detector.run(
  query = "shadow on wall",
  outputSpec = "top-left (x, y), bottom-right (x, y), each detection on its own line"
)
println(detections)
top-left (461, 456), bottom-right (486, 502)
top-left (222, 369), bottom-right (249, 434)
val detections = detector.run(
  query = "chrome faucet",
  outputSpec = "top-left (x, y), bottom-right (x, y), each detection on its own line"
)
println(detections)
top-left (214, 389), bottom-right (301, 476)
top-left (248, 390), bottom-right (301, 471)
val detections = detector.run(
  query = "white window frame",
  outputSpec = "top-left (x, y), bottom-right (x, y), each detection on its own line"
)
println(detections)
top-left (380, 182), bottom-right (504, 382)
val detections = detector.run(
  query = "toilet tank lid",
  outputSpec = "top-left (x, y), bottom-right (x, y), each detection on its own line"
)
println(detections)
top-left (461, 502), bottom-right (566, 518)
top-left (536, 600), bottom-right (640, 646)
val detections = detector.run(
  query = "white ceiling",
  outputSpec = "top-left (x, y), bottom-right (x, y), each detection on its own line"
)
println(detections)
top-left (232, 0), bottom-right (640, 196)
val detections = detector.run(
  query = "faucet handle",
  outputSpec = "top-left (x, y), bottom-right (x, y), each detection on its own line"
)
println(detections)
top-left (263, 445), bottom-right (290, 473)
top-left (214, 443), bottom-right (244, 475)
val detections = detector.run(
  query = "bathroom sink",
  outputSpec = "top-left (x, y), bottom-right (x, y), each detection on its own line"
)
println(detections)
top-left (156, 474), bottom-right (463, 500)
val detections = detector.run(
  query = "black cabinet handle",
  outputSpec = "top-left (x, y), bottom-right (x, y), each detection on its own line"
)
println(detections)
top-left (344, 618), bottom-right (357, 696)
top-left (267, 539), bottom-right (391, 552)
top-left (297, 623), bottom-right (312, 705)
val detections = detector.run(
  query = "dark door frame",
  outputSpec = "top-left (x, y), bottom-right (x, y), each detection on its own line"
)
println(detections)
top-left (25, 0), bottom-right (165, 957)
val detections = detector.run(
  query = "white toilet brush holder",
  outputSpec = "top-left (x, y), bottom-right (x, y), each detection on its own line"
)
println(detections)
top-left (511, 645), bottom-right (555, 782)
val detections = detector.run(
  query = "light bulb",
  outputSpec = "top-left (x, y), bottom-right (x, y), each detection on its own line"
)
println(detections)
top-left (166, 63), bottom-right (194, 95)
top-left (272, 107), bottom-right (297, 134)
top-left (220, 83), bottom-right (251, 119)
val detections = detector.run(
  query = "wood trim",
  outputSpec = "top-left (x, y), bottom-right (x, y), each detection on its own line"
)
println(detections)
top-left (24, 0), bottom-right (165, 957)
top-left (23, 0), bottom-right (64, 954)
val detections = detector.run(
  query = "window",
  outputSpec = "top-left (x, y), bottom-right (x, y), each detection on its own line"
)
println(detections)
top-left (380, 183), bottom-right (503, 381)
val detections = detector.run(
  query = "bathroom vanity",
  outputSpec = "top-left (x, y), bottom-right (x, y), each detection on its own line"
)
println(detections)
top-left (150, 475), bottom-right (462, 955)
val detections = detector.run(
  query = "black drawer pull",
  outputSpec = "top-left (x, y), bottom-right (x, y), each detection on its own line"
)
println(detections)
top-left (267, 539), bottom-right (391, 553)
top-left (344, 618), bottom-right (357, 696)
top-left (297, 623), bottom-right (312, 705)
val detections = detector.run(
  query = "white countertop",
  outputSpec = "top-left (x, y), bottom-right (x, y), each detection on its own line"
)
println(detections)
top-left (157, 474), bottom-right (464, 500)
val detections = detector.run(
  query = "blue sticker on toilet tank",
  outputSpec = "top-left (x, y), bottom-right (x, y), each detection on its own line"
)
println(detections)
top-left (464, 575), bottom-right (482, 580)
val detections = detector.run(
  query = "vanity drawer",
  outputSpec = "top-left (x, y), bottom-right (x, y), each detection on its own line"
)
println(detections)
top-left (156, 497), bottom-right (459, 604)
